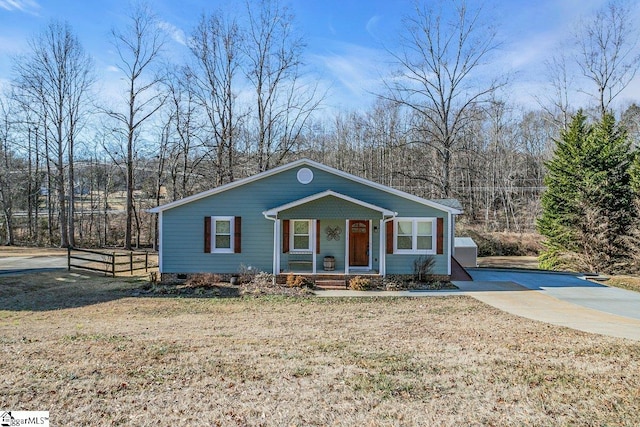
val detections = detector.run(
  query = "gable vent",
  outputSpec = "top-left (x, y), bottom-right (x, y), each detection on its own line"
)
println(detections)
top-left (297, 167), bottom-right (314, 184)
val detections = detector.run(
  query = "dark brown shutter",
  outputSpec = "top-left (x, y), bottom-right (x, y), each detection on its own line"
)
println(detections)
top-left (386, 221), bottom-right (393, 254)
top-left (204, 216), bottom-right (211, 253)
top-left (436, 217), bottom-right (444, 254)
top-left (316, 220), bottom-right (320, 253)
top-left (282, 219), bottom-right (290, 253)
top-left (234, 216), bottom-right (242, 253)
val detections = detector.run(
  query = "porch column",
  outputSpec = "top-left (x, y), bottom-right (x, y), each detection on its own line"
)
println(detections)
top-left (379, 219), bottom-right (385, 276)
top-left (312, 219), bottom-right (317, 274)
top-left (344, 219), bottom-right (349, 274)
top-left (273, 219), bottom-right (281, 274)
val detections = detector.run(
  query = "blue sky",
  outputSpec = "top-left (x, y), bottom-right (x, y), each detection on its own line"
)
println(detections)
top-left (1, 0), bottom-right (639, 112)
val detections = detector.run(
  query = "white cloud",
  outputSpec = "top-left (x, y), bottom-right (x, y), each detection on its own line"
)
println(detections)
top-left (308, 42), bottom-right (392, 110)
top-left (0, 0), bottom-right (40, 14)
top-left (157, 20), bottom-right (187, 46)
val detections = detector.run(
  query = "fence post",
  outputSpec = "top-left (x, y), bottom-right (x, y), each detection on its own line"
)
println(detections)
top-left (67, 247), bottom-right (71, 271)
top-left (112, 252), bottom-right (116, 277)
top-left (145, 252), bottom-right (148, 272)
top-left (130, 252), bottom-right (133, 275)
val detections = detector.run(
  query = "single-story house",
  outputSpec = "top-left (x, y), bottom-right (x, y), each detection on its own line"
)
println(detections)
top-left (149, 159), bottom-right (464, 282)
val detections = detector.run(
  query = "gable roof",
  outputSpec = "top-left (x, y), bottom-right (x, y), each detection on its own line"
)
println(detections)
top-left (433, 198), bottom-right (464, 211)
top-left (148, 158), bottom-right (463, 214)
top-left (262, 190), bottom-right (398, 218)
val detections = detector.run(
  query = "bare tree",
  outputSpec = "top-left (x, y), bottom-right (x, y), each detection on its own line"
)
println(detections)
top-left (384, 0), bottom-right (503, 197)
top-left (574, 0), bottom-right (640, 117)
top-left (0, 97), bottom-right (17, 245)
top-left (164, 66), bottom-right (206, 199)
top-left (541, 51), bottom-right (574, 130)
top-left (245, 0), bottom-right (322, 172)
top-left (188, 12), bottom-right (243, 186)
top-left (107, 2), bottom-right (166, 249)
top-left (13, 21), bottom-right (94, 247)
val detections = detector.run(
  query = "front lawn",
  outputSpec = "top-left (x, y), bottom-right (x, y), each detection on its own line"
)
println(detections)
top-left (0, 272), bottom-right (638, 426)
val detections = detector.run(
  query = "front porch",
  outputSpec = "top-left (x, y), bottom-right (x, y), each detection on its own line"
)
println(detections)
top-left (263, 190), bottom-right (398, 278)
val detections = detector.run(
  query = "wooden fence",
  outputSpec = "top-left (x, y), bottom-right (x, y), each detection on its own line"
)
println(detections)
top-left (68, 247), bottom-right (154, 277)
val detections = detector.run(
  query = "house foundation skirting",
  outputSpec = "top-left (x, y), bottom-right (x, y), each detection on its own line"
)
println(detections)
top-left (160, 272), bottom-right (239, 284)
top-left (159, 272), bottom-right (451, 286)
top-left (276, 273), bottom-right (383, 286)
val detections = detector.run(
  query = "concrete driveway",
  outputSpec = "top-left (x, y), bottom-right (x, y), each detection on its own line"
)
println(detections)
top-left (457, 268), bottom-right (640, 341)
top-left (465, 268), bottom-right (640, 320)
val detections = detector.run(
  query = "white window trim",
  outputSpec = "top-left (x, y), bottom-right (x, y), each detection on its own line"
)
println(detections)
top-left (393, 217), bottom-right (436, 254)
top-left (212, 216), bottom-right (234, 253)
top-left (290, 219), bottom-right (312, 252)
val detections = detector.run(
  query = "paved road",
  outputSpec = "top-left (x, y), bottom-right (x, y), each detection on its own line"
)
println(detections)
top-left (0, 255), bottom-right (67, 275)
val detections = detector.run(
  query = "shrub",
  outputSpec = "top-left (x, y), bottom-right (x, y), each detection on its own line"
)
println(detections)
top-left (250, 272), bottom-right (275, 288)
top-left (413, 255), bottom-right (435, 282)
top-left (185, 273), bottom-right (221, 288)
top-left (286, 274), bottom-right (314, 288)
top-left (237, 264), bottom-right (257, 284)
top-left (348, 276), bottom-right (373, 291)
top-left (149, 271), bottom-right (159, 285)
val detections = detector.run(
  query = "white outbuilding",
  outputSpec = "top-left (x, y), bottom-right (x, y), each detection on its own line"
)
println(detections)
top-left (454, 237), bottom-right (477, 268)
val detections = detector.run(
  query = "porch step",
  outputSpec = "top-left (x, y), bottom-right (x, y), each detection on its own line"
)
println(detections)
top-left (315, 279), bottom-right (347, 290)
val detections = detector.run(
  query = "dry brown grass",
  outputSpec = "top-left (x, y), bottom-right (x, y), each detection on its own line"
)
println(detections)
top-left (1, 272), bottom-right (639, 426)
top-left (607, 275), bottom-right (640, 293)
top-left (457, 227), bottom-right (543, 256)
top-left (477, 256), bottom-right (540, 269)
top-left (0, 245), bottom-right (68, 257)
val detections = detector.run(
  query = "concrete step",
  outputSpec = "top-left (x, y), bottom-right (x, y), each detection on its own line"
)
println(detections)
top-left (315, 280), bottom-right (347, 290)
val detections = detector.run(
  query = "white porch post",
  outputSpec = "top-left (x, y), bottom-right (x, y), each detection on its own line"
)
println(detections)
top-left (344, 219), bottom-right (349, 274)
top-left (379, 219), bottom-right (385, 276)
top-left (157, 211), bottom-right (163, 273)
top-left (273, 219), bottom-right (280, 274)
top-left (447, 212), bottom-right (452, 276)
top-left (312, 219), bottom-right (317, 274)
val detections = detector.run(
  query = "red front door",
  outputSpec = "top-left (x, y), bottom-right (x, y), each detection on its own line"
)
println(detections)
top-left (349, 220), bottom-right (369, 267)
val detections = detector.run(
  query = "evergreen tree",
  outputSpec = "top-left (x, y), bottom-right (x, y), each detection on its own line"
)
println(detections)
top-left (538, 111), bottom-right (637, 273)
top-left (631, 152), bottom-right (640, 195)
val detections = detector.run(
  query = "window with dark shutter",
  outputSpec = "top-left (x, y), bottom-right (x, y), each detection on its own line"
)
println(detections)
top-left (282, 219), bottom-right (290, 253)
top-left (436, 217), bottom-right (444, 254)
top-left (234, 216), bottom-right (242, 253)
top-left (204, 217), bottom-right (211, 253)
top-left (316, 220), bottom-right (320, 252)
top-left (386, 221), bottom-right (393, 254)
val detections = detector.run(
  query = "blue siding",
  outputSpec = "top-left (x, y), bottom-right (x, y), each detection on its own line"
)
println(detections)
top-left (160, 164), bottom-right (451, 275)
top-left (318, 219), bottom-right (346, 271)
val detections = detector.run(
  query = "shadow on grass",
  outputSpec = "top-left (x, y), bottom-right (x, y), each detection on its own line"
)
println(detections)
top-left (0, 271), bottom-right (251, 312)
top-left (0, 271), bottom-right (144, 311)
top-left (139, 284), bottom-right (241, 299)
